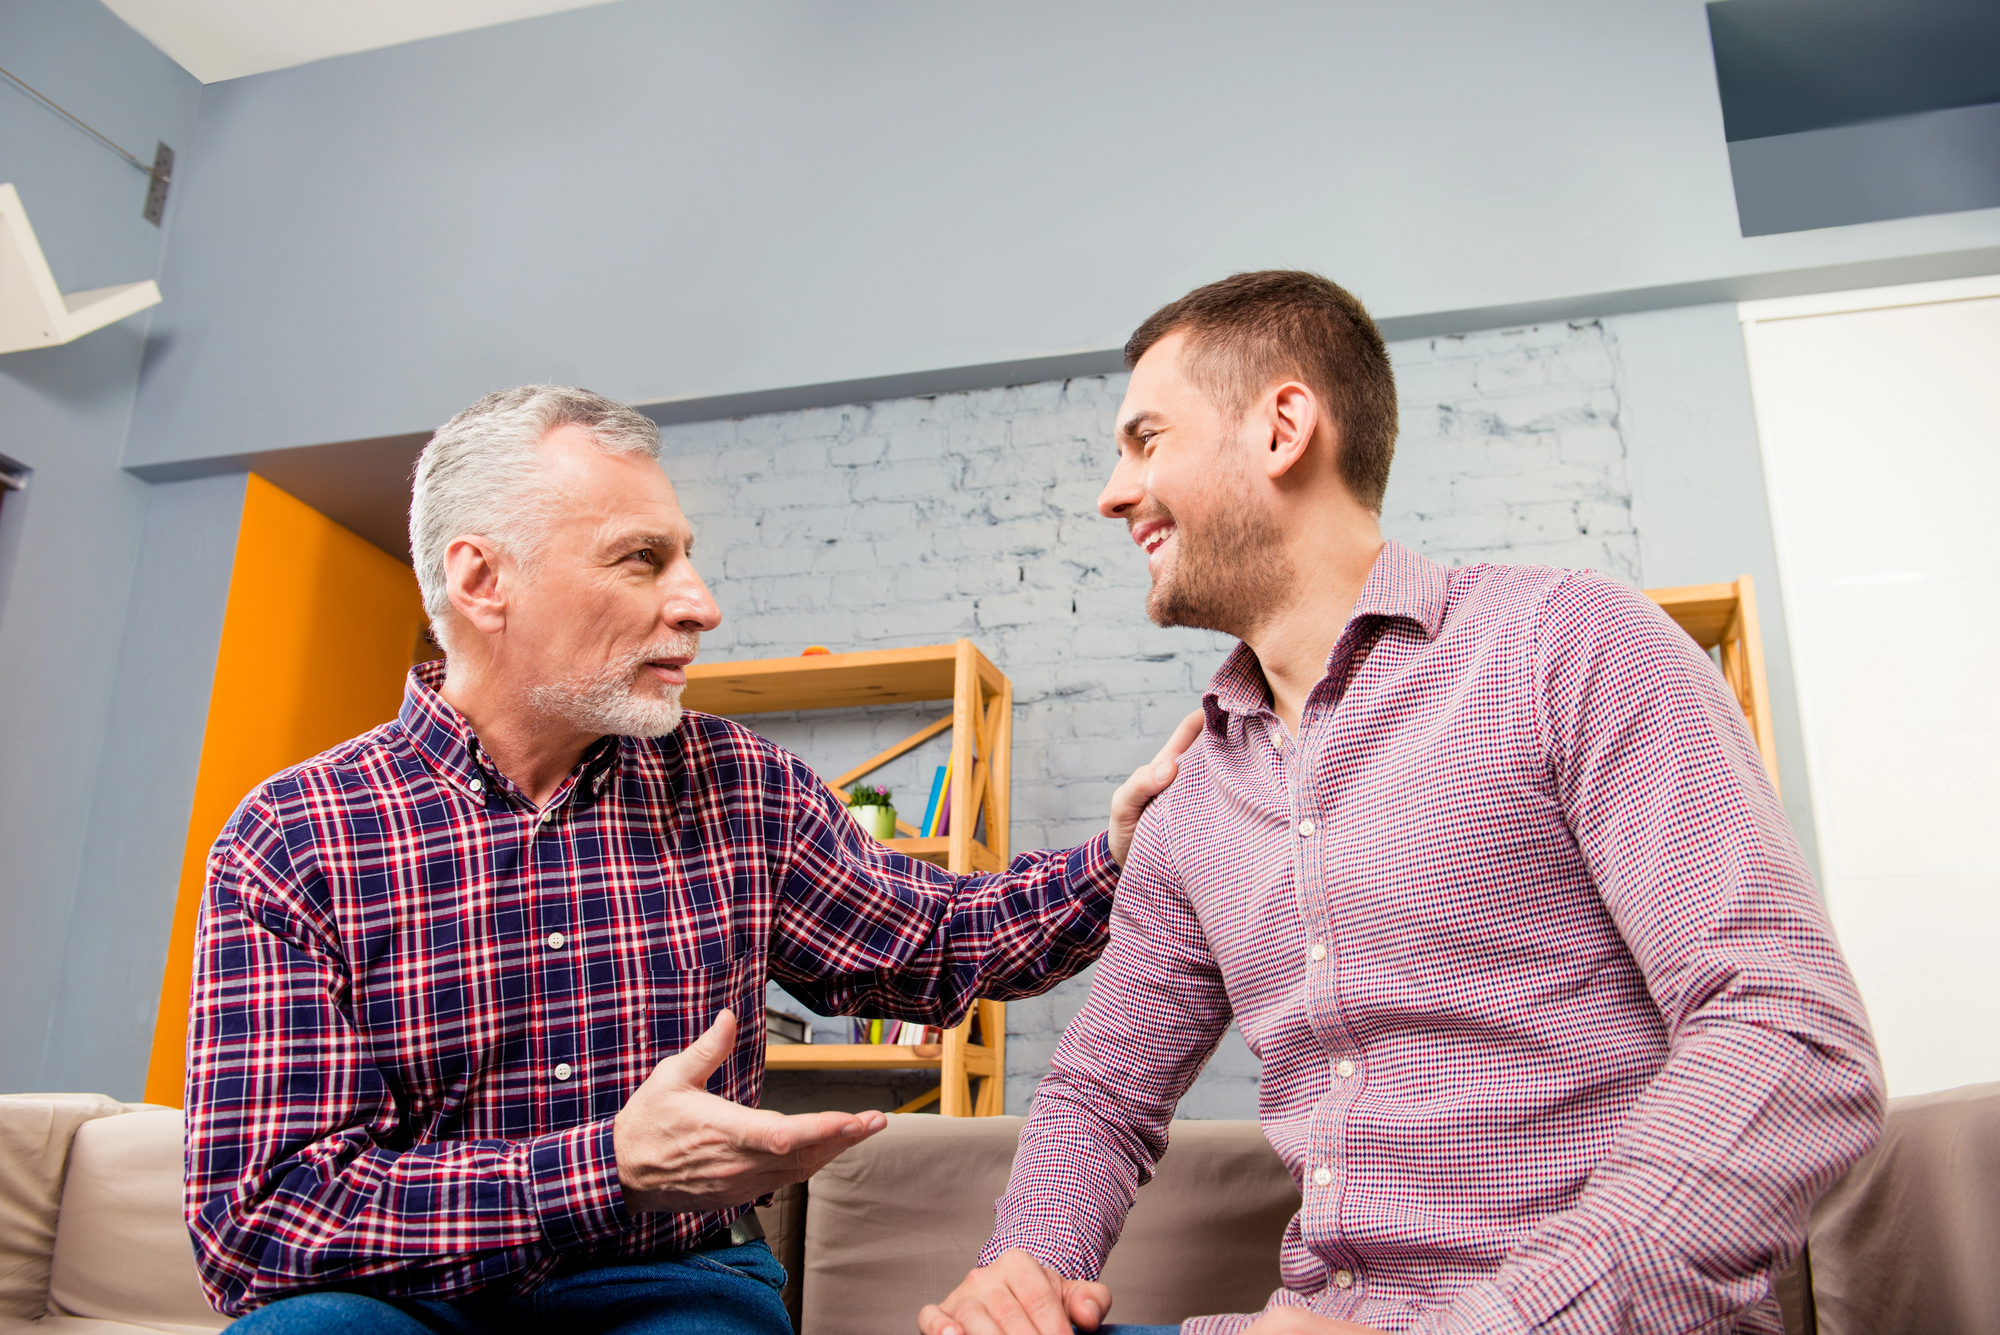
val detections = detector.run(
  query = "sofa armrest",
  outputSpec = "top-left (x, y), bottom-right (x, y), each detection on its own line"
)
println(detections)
top-left (1804, 1081), bottom-right (2000, 1335)
top-left (0, 1095), bottom-right (138, 1323)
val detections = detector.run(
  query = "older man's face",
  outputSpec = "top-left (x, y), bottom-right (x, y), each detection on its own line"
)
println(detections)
top-left (507, 424), bottom-right (722, 737)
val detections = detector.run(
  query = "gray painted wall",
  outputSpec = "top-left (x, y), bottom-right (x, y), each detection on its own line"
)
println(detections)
top-left (675, 308), bottom-right (1808, 1119)
top-left (43, 474), bottom-right (246, 1095)
top-left (0, 0), bottom-right (1878, 1099)
top-left (124, 0), bottom-right (2000, 473)
top-left (1616, 302), bottom-right (1818, 870)
top-left (0, 0), bottom-right (205, 1093)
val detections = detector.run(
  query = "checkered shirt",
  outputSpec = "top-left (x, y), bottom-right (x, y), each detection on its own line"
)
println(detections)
top-left (984, 541), bottom-right (1883, 1335)
top-left (184, 660), bottom-right (1116, 1314)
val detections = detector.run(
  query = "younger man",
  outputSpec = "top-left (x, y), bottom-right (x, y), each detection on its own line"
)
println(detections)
top-left (923, 273), bottom-right (1882, 1335)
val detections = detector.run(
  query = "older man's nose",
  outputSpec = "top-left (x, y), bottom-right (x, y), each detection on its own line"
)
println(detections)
top-left (669, 566), bottom-right (723, 632)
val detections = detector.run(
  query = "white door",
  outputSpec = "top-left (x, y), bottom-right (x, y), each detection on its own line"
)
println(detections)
top-left (1741, 276), bottom-right (2000, 1099)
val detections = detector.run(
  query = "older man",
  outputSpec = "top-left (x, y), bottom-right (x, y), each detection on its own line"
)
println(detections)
top-left (922, 272), bottom-right (1883, 1335)
top-left (184, 386), bottom-right (1197, 1334)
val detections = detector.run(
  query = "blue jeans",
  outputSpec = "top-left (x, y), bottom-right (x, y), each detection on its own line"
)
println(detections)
top-left (226, 1240), bottom-right (789, 1335)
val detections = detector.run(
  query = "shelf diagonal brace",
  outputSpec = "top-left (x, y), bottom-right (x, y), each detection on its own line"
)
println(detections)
top-left (831, 711), bottom-right (953, 837)
top-left (893, 1086), bottom-right (943, 1115)
top-left (832, 712), bottom-right (953, 790)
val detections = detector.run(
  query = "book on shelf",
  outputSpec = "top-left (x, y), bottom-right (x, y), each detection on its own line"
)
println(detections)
top-left (765, 1006), bottom-right (813, 1045)
top-left (919, 763), bottom-right (948, 837)
top-left (849, 1017), bottom-right (943, 1045)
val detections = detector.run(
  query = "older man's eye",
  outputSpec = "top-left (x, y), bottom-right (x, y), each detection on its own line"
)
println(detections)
top-left (627, 549), bottom-right (659, 566)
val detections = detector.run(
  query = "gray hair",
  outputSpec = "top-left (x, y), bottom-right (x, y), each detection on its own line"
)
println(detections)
top-left (410, 385), bottom-right (661, 652)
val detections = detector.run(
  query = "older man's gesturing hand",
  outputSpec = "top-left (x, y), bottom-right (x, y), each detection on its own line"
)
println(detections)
top-left (613, 1009), bottom-right (886, 1212)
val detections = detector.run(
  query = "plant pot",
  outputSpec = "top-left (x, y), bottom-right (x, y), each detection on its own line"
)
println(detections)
top-left (848, 804), bottom-right (897, 841)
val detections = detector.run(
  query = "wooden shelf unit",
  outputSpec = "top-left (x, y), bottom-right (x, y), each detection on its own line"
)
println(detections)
top-left (1645, 574), bottom-right (1781, 795)
top-left (683, 640), bottom-right (1012, 1116)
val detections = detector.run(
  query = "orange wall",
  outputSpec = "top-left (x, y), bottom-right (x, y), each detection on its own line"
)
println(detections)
top-left (144, 474), bottom-right (429, 1105)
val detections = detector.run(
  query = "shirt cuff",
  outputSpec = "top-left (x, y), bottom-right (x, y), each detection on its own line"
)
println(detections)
top-left (1076, 829), bottom-right (1120, 890)
top-left (980, 1204), bottom-right (1102, 1280)
top-left (527, 1118), bottom-right (631, 1250)
top-left (977, 1231), bottom-right (1090, 1279)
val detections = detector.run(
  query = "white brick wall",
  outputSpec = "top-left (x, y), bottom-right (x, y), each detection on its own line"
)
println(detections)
top-left (662, 318), bottom-right (1640, 1118)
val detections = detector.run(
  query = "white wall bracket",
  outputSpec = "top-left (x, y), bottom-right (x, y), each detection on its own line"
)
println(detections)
top-left (0, 182), bottom-right (162, 355)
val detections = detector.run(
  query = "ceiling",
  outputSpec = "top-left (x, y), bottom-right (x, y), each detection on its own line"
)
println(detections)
top-left (101, 0), bottom-right (628, 83)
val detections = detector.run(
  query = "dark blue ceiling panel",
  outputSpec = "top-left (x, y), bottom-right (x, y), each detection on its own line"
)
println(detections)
top-left (1708, 0), bottom-right (2000, 142)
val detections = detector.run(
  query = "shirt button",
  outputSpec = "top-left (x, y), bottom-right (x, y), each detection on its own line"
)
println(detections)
top-left (546, 932), bottom-right (566, 950)
top-left (469, 778), bottom-right (483, 791)
top-left (553, 1062), bottom-right (573, 1081)
top-left (540, 810), bottom-right (555, 824)
top-left (1312, 1166), bottom-right (1332, 1187)
top-left (1335, 1058), bottom-right (1356, 1079)
top-left (1309, 943), bottom-right (1326, 962)
top-left (1334, 1269), bottom-right (1354, 1289)
top-left (1297, 817), bottom-right (1316, 837)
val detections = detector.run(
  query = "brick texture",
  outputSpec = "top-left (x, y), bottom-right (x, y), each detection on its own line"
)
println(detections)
top-left (663, 319), bottom-right (1638, 1118)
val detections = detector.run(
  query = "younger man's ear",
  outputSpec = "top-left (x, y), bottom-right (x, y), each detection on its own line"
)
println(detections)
top-left (444, 536), bottom-right (510, 637)
top-left (1263, 381), bottom-right (1319, 480)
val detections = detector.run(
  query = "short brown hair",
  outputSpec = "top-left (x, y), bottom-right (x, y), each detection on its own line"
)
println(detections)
top-left (1124, 270), bottom-right (1398, 511)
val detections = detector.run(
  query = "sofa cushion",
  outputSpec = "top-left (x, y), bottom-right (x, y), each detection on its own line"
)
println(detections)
top-left (802, 1115), bottom-right (1298, 1335)
top-left (48, 1109), bottom-right (226, 1330)
top-left (0, 1094), bottom-right (134, 1322)
top-left (1805, 1081), bottom-right (2000, 1335)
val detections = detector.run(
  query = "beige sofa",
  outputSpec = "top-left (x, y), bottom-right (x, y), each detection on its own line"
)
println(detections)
top-left (3, 1088), bottom-right (1994, 1334)
top-left (0, 1099), bottom-right (1298, 1335)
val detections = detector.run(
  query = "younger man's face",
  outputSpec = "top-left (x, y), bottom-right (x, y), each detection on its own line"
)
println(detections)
top-left (1098, 329), bottom-right (1293, 638)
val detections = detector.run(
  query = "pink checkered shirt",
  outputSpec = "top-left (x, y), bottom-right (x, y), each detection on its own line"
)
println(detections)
top-left (985, 542), bottom-right (1882, 1334)
top-left (184, 661), bottom-right (1117, 1314)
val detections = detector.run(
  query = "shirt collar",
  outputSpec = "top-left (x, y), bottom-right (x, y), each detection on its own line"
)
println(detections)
top-left (1201, 538), bottom-right (1448, 733)
top-left (397, 660), bottom-right (622, 808)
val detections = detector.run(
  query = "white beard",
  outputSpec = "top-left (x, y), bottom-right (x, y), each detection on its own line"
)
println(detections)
top-left (527, 632), bottom-right (699, 738)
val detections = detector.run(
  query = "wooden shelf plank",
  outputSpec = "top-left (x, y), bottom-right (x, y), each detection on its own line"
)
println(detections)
top-left (883, 836), bottom-right (1001, 873)
top-left (764, 1042), bottom-right (998, 1073)
top-left (685, 644), bottom-right (964, 715)
top-left (766, 1043), bottom-right (940, 1070)
top-left (1646, 582), bottom-right (1742, 650)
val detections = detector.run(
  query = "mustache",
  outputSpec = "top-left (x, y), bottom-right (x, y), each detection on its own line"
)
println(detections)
top-left (618, 632), bottom-right (702, 671)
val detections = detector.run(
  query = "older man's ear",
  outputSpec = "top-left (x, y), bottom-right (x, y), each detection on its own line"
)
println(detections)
top-left (443, 534), bottom-right (511, 638)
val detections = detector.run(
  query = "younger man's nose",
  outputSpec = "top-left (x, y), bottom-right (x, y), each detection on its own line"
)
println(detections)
top-left (1097, 466), bottom-right (1142, 519)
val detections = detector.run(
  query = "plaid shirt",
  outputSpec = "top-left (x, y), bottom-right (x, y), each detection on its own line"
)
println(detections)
top-left (184, 660), bottom-right (1116, 1315)
top-left (985, 542), bottom-right (1883, 1335)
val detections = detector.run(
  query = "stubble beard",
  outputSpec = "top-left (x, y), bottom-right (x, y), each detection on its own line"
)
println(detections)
top-left (1145, 479), bottom-right (1293, 640)
top-left (527, 630), bottom-right (702, 738)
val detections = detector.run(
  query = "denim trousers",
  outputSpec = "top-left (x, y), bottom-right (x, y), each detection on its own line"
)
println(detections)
top-left (225, 1240), bottom-right (790, 1335)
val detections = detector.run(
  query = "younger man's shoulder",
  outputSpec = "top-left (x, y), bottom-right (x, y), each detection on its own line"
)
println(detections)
top-left (1438, 560), bottom-right (1671, 643)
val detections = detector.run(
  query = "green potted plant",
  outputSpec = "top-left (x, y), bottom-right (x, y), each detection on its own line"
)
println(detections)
top-left (845, 784), bottom-right (897, 841)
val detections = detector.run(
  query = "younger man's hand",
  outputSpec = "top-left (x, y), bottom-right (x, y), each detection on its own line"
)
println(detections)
top-left (919, 1248), bottom-right (1112, 1335)
top-left (1107, 710), bottom-right (1204, 866)
top-left (612, 1009), bottom-right (885, 1212)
